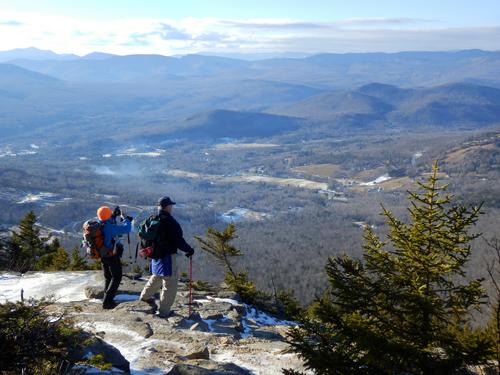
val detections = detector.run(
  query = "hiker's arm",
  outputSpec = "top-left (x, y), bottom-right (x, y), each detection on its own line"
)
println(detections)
top-left (109, 220), bottom-right (132, 237)
top-left (173, 221), bottom-right (193, 253)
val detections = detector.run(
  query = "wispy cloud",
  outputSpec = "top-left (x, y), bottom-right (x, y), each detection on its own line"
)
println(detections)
top-left (0, 10), bottom-right (497, 56)
top-left (157, 23), bottom-right (192, 40)
top-left (338, 17), bottom-right (434, 27)
top-left (220, 20), bottom-right (329, 30)
top-left (220, 17), bottom-right (432, 30)
top-left (0, 19), bottom-right (23, 26)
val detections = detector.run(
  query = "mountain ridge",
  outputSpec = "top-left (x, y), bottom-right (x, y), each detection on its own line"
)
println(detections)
top-left (271, 82), bottom-right (500, 128)
top-left (2, 48), bottom-right (500, 87)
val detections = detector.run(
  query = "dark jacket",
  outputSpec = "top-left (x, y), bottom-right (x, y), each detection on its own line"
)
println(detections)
top-left (156, 210), bottom-right (193, 256)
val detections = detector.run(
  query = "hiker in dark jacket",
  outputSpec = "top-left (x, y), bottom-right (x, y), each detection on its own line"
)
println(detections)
top-left (139, 196), bottom-right (194, 318)
top-left (97, 205), bottom-right (132, 309)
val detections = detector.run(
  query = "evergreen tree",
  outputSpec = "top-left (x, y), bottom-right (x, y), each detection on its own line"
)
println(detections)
top-left (9, 211), bottom-right (49, 273)
top-left (195, 224), bottom-right (258, 297)
top-left (69, 246), bottom-right (89, 271)
top-left (0, 235), bottom-right (10, 270)
top-left (195, 223), bottom-right (242, 280)
top-left (47, 247), bottom-right (70, 271)
top-left (35, 238), bottom-right (61, 271)
top-left (485, 237), bottom-right (500, 374)
top-left (0, 299), bottom-right (87, 374)
top-left (286, 162), bottom-right (493, 375)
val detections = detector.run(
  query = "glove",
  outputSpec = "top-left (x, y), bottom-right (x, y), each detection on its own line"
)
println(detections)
top-left (112, 206), bottom-right (121, 218)
top-left (185, 248), bottom-right (194, 258)
top-left (126, 215), bottom-right (134, 222)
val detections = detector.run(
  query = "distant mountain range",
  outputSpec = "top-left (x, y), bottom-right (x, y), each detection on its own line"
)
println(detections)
top-left (1, 47), bottom-right (500, 88)
top-left (0, 48), bottom-right (500, 145)
top-left (0, 47), bottom-right (79, 62)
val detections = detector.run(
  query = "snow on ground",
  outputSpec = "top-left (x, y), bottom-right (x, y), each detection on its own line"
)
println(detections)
top-left (18, 192), bottom-right (56, 204)
top-left (18, 150), bottom-right (37, 155)
top-left (116, 148), bottom-right (166, 157)
top-left (94, 166), bottom-right (115, 175)
top-left (360, 174), bottom-right (391, 186)
top-left (0, 272), bottom-right (99, 303)
top-left (165, 169), bottom-right (328, 191)
top-left (0, 189), bottom-right (71, 207)
top-left (0, 146), bottom-right (38, 157)
top-left (411, 151), bottom-right (424, 166)
top-left (211, 349), bottom-right (302, 375)
top-left (214, 143), bottom-right (279, 151)
top-left (210, 297), bottom-right (240, 305)
top-left (195, 296), bottom-right (296, 339)
top-left (16, 191), bottom-right (71, 206)
top-left (78, 321), bottom-right (166, 375)
top-left (220, 207), bottom-right (269, 223)
top-left (191, 297), bottom-right (300, 372)
top-left (244, 306), bottom-right (295, 327)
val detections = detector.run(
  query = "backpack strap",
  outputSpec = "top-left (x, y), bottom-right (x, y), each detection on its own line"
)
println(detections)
top-left (99, 222), bottom-right (116, 257)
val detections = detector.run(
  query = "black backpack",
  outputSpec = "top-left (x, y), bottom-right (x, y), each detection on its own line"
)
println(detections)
top-left (137, 215), bottom-right (165, 259)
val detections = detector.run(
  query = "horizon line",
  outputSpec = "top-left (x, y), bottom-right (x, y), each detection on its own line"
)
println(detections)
top-left (1, 46), bottom-right (499, 61)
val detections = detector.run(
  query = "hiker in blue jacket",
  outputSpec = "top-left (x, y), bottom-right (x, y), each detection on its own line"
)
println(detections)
top-left (97, 205), bottom-right (133, 309)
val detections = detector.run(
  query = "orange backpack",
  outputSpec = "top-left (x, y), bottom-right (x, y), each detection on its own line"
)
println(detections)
top-left (82, 220), bottom-right (114, 259)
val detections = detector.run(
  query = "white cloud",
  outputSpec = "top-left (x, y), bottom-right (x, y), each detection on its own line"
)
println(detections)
top-left (0, 19), bottom-right (23, 26)
top-left (0, 9), bottom-right (498, 56)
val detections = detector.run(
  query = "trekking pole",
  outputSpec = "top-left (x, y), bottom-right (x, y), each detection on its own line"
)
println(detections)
top-left (134, 242), bottom-right (139, 263)
top-left (127, 233), bottom-right (132, 261)
top-left (189, 256), bottom-right (193, 317)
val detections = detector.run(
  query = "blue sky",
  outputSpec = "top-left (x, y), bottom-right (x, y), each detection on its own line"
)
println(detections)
top-left (0, 0), bottom-right (499, 55)
top-left (1, 0), bottom-right (499, 25)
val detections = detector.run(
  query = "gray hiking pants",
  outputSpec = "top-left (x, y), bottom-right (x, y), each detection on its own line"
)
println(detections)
top-left (139, 255), bottom-right (178, 315)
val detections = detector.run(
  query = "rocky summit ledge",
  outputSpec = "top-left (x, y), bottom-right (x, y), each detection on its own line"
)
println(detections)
top-left (38, 271), bottom-right (305, 374)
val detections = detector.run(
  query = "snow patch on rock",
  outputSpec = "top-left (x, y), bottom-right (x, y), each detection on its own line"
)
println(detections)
top-left (0, 272), bottom-right (99, 303)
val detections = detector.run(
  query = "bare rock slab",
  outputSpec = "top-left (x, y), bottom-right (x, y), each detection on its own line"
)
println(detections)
top-left (167, 359), bottom-right (251, 375)
top-left (114, 300), bottom-right (157, 315)
top-left (182, 345), bottom-right (210, 360)
top-left (85, 286), bottom-right (104, 299)
top-left (197, 302), bottom-right (233, 320)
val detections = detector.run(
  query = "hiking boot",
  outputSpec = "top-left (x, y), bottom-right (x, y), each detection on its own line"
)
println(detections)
top-left (102, 301), bottom-right (117, 310)
top-left (157, 311), bottom-right (175, 319)
top-left (141, 297), bottom-right (157, 306)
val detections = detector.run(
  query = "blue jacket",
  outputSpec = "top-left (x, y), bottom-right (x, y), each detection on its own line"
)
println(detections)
top-left (100, 218), bottom-right (132, 249)
top-left (151, 254), bottom-right (173, 276)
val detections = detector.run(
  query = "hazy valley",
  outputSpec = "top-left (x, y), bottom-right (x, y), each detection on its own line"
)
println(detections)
top-left (0, 49), bottom-right (499, 305)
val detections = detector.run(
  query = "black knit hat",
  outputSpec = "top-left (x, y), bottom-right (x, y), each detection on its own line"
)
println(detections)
top-left (158, 196), bottom-right (176, 207)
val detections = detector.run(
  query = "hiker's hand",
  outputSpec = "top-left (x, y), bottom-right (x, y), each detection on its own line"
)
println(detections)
top-left (126, 215), bottom-right (134, 222)
top-left (185, 248), bottom-right (194, 258)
